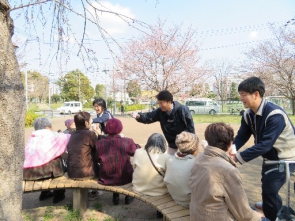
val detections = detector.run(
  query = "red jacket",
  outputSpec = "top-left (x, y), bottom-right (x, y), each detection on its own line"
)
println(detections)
top-left (95, 135), bottom-right (140, 185)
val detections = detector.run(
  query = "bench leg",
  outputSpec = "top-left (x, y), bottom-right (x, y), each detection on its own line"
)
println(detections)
top-left (73, 189), bottom-right (88, 216)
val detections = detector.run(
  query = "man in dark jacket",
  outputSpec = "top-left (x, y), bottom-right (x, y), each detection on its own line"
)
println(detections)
top-left (133, 90), bottom-right (195, 155)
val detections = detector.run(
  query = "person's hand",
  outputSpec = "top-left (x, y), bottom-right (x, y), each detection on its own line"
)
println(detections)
top-left (255, 211), bottom-right (264, 218)
top-left (231, 155), bottom-right (238, 163)
top-left (201, 140), bottom-right (208, 149)
top-left (132, 112), bottom-right (139, 119)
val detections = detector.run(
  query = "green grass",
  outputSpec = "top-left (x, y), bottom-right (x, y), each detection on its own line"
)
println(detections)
top-left (63, 209), bottom-right (82, 221)
top-left (50, 103), bottom-right (62, 110)
top-left (23, 213), bottom-right (32, 221)
top-left (193, 114), bottom-right (242, 124)
top-left (193, 114), bottom-right (295, 124)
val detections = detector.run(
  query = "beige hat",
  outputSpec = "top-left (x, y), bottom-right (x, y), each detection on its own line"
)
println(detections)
top-left (175, 131), bottom-right (199, 154)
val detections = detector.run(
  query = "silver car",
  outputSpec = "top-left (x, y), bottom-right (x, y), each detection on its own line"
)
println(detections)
top-left (185, 98), bottom-right (220, 115)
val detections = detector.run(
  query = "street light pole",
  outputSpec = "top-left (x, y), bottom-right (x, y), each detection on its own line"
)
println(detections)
top-left (25, 70), bottom-right (28, 110)
top-left (113, 72), bottom-right (116, 115)
top-left (48, 80), bottom-right (51, 109)
top-left (102, 69), bottom-right (109, 109)
top-left (78, 72), bottom-right (81, 102)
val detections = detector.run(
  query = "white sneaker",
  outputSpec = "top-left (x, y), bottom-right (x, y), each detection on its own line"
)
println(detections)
top-left (88, 191), bottom-right (103, 201)
top-left (255, 201), bottom-right (263, 210)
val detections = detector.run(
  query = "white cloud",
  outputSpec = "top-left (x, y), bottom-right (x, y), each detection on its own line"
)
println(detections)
top-left (249, 31), bottom-right (258, 39)
top-left (88, 1), bottom-right (135, 35)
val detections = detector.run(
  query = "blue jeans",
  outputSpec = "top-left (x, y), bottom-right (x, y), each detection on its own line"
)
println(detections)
top-left (261, 163), bottom-right (286, 221)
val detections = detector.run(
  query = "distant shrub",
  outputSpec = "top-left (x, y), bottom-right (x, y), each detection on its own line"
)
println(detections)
top-left (25, 110), bottom-right (40, 127)
top-left (83, 101), bottom-right (93, 108)
top-left (124, 104), bottom-right (146, 112)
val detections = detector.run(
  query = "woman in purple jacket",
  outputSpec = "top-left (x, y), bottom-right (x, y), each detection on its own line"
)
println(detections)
top-left (95, 118), bottom-right (140, 205)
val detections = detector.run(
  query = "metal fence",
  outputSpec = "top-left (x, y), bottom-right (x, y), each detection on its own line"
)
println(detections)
top-left (216, 100), bottom-right (244, 115)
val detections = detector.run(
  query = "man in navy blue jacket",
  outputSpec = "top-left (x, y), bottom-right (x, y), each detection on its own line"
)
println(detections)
top-left (233, 77), bottom-right (295, 221)
top-left (133, 90), bottom-right (195, 155)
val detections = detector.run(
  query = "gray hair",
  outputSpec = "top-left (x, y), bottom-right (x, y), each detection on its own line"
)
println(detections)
top-left (145, 133), bottom-right (167, 153)
top-left (33, 117), bottom-right (52, 131)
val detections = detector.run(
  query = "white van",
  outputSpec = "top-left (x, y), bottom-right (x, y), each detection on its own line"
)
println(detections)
top-left (57, 101), bottom-right (83, 115)
top-left (184, 98), bottom-right (220, 115)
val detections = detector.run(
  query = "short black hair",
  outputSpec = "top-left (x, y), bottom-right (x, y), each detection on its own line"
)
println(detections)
top-left (238, 77), bottom-right (265, 97)
top-left (74, 111), bottom-right (91, 130)
top-left (156, 90), bottom-right (173, 102)
top-left (92, 98), bottom-right (106, 109)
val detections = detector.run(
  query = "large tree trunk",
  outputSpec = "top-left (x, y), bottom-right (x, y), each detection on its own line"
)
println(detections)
top-left (0, 0), bottom-right (25, 220)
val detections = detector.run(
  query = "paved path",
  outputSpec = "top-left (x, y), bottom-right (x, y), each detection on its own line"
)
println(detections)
top-left (22, 115), bottom-right (294, 220)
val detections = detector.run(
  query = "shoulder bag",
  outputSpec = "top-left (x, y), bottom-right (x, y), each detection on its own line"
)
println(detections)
top-left (146, 150), bottom-right (164, 177)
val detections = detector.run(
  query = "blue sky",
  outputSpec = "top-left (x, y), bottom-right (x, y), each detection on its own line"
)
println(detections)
top-left (11, 0), bottom-right (295, 84)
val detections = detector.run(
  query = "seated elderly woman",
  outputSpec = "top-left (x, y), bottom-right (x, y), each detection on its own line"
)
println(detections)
top-left (66, 112), bottom-right (98, 179)
top-left (95, 118), bottom-right (140, 205)
top-left (63, 119), bottom-right (76, 134)
top-left (164, 131), bottom-right (199, 208)
top-left (23, 117), bottom-right (71, 204)
top-left (132, 133), bottom-right (169, 218)
top-left (66, 111), bottom-right (101, 200)
top-left (189, 122), bottom-right (265, 221)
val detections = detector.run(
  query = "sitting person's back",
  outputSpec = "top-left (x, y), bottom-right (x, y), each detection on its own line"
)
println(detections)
top-left (132, 133), bottom-right (169, 196)
top-left (189, 123), bottom-right (264, 221)
top-left (95, 118), bottom-right (140, 205)
top-left (164, 131), bottom-right (199, 208)
top-left (67, 111), bottom-right (97, 179)
top-left (23, 117), bottom-right (70, 204)
top-left (95, 118), bottom-right (140, 186)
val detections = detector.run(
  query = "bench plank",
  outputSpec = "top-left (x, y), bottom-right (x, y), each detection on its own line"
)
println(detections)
top-left (120, 183), bottom-right (133, 190)
top-left (165, 209), bottom-right (190, 219)
top-left (32, 180), bottom-right (44, 191)
top-left (22, 179), bottom-right (190, 220)
top-left (157, 200), bottom-right (178, 209)
top-left (25, 181), bottom-right (35, 192)
top-left (170, 216), bottom-right (190, 221)
top-left (150, 195), bottom-right (174, 206)
top-left (56, 176), bottom-right (70, 189)
top-left (63, 179), bottom-right (76, 188)
top-left (41, 179), bottom-right (53, 190)
top-left (162, 205), bottom-right (187, 214)
top-left (145, 194), bottom-right (170, 205)
top-left (49, 176), bottom-right (65, 189)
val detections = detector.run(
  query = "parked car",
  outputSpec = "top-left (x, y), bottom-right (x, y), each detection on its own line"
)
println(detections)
top-left (184, 98), bottom-right (220, 115)
top-left (57, 101), bottom-right (82, 115)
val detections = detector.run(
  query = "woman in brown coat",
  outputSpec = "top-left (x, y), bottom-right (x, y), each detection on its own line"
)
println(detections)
top-left (189, 123), bottom-right (265, 221)
top-left (67, 111), bottom-right (98, 179)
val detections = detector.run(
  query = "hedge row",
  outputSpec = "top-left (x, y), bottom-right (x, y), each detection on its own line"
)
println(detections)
top-left (124, 104), bottom-right (147, 112)
top-left (25, 110), bottom-right (40, 127)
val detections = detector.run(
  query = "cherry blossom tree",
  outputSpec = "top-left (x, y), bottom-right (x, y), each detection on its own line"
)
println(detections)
top-left (243, 26), bottom-right (295, 115)
top-left (116, 20), bottom-right (206, 95)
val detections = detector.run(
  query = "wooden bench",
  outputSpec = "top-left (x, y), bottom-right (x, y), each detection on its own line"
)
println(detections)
top-left (22, 175), bottom-right (190, 221)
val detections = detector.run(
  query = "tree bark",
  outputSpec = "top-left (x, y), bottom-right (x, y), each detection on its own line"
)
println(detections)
top-left (0, 0), bottom-right (25, 220)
